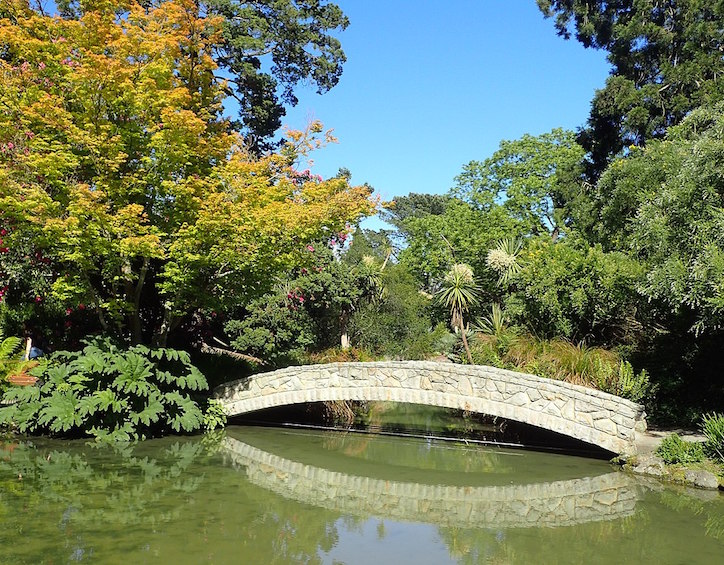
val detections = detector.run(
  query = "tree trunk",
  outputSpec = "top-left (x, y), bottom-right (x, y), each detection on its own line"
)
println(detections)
top-left (154, 305), bottom-right (176, 348)
top-left (340, 310), bottom-right (350, 349)
top-left (460, 319), bottom-right (473, 365)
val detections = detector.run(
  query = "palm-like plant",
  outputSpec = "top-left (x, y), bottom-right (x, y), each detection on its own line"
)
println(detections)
top-left (436, 264), bottom-right (480, 364)
top-left (485, 238), bottom-right (523, 285)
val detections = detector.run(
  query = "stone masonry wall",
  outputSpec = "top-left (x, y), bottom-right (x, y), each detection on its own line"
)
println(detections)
top-left (214, 361), bottom-right (647, 454)
top-left (223, 437), bottom-right (640, 528)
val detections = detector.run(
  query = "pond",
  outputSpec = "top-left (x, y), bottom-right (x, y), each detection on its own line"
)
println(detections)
top-left (1, 424), bottom-right (723, 564)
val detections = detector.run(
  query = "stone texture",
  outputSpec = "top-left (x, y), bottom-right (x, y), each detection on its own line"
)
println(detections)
top-left (632, 455), bottom-right (666, 477)
top-left (214, 361), bottom-right (646, 455)
top-left (684, 470), bottom-right (720, 490)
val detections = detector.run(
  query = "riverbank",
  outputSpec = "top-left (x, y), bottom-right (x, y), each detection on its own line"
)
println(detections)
top-left (618, 429), bottom-right (724, 491)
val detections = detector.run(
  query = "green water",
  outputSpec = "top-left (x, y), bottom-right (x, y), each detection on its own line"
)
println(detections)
top-left (1, 426), bottom-right (723, 564)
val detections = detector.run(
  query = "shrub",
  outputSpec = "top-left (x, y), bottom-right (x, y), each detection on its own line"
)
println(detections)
top-left (597, 361), bottom-right (652, 404)
top-left (0, 338), bottom-right (220, 441)
top-left (505, 237), bottom-right (642, 344)
top-left (655, 433), bottom-right (706, 464)
top-left (701, 412), bottom-right (724, 462)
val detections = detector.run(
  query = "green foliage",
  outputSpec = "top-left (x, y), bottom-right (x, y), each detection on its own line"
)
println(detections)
top-left (470, 328), bottom-right (650, 402)
top-left (225, 289), bottom-right (317, 366)
top-left (0, 332), bottom-right (22, 379)
top-left (349, 265), bottom-right (436, 359)
top-left (656, 433), bottom-right (706, 465)
top-left (388, 197), bottom-right (514, 292)
top-left (538, 0), bottom-right (724, 175)
top-left (701, 413), bottom-right (724, 463)
top-left (435, 264), bottom-right (480, 323)
top-left (628, 105), bottom-right (724, 335)
top-left (453, 128), bottom-right (585, 238)
top-left (485, 239), bottom-right (523, 286)
top-left (0, 338), bottom-right (216, 441)
top-left (505, 237), bottom-right (643, 344)
top-left (203, 399), bottom-right (228, 433)
top-left (597, 361), bottom-right (651, 404)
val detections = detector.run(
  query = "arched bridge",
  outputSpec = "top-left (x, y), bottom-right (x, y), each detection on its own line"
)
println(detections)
top-left (214, 361), bottom-right (646, 455)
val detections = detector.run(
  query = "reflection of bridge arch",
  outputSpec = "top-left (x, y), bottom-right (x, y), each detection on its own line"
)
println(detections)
top-left (223, 437), bottom-right (640, 529)
top-left (214, 362), bottom-right (646, 454)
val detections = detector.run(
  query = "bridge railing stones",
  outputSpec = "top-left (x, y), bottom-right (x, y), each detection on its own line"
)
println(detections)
top-left (214, 361), bottom-right (647, 455)
top-left (223, 437), bottom-right (641, 528)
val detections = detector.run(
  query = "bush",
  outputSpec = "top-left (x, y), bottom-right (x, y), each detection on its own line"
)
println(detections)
top-left (225, 293), bottom-right (317, 367)
top-left (701, 412), bottom-right (724, 462)
top-left (597, 361), bottom-right (652, 404)
top-left (505, 237), bottom-right (642, 344)
top-left (656, 433), bottom-right (706, 464)
top-left (0, 338), bottom-right (221, 441)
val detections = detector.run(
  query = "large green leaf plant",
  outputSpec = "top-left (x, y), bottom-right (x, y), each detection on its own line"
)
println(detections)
top-left (0, 338), bottom-right (224, 441)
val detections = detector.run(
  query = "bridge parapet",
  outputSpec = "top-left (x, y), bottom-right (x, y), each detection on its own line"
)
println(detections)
top-left (214, 361), bottom-right (646, 455)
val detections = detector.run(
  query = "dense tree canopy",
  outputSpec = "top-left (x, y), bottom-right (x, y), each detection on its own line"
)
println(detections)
top-left (0, 1), bottom-right (372, 346)
top-left (453, 128), bottom-right (585, 240)
top-left (24, 0), bottom-right (349, 150)
top-left (538, 0), bottom-right (724, 176)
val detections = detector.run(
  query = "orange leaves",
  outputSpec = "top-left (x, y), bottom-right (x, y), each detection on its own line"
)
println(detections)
top-left (1, 2), bottom-right (375, 331)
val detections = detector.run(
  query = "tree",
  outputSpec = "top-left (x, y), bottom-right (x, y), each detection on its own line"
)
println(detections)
top-left (503, 236), bottom-right (643, 345)
top-left (386, 197), bottom-right (514, 293)
top-left (0, 1), bottom-right (373, 346)
top-left (538, 0), bottom-right (724, 177)
top-left (453, 128), bottom-right (585, 240)
top-left (435, 263), bottom-right (480, 364)
top-left (627, 104), bottom-right (724, 335)
top-left (50, 0), bottom-right (349, 150)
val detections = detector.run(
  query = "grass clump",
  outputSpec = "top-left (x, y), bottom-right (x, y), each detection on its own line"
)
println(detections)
top-left (701, 412), bottom-right (724, 463)
top-left (469, 306), bottom-right (651, 402)
top-left (655, 433), bottom-right (706, 465)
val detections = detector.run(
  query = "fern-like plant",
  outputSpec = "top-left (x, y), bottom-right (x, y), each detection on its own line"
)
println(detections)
top-left (0, 332), bottom-right (30, 391)
top-left (0, 337), bottom-right (224, 441)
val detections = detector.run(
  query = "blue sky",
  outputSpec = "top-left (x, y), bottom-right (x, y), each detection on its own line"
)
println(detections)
top-left (281, 1), bottom-right (611, 223)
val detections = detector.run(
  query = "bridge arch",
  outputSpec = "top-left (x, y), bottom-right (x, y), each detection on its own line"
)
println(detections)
top-left (214, 361), bottom-right (646, 455)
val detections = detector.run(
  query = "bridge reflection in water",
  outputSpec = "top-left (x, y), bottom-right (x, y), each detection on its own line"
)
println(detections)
top-left (222, 434), bottom-right (641, 530)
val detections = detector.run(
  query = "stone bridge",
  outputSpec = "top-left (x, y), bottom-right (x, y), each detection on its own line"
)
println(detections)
top-left (214, 361), bottom-right (647, 455)
top-left (222, 436), bottom-right (641, 528)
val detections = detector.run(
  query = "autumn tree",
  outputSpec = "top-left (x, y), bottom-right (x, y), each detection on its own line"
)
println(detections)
top-left (51, 0), bottom-right (349, 150)
top-left (0, 0), bottom-right (373, 346)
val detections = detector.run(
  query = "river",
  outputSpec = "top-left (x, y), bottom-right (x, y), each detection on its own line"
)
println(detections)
top-left (1, 423), bottom-right (723, 563)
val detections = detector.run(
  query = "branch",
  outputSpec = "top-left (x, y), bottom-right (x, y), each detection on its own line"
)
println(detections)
top-left (199, 341), bottom-right (267, 366)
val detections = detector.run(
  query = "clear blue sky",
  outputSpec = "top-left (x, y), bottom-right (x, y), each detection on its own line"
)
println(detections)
top-left (281, 0), bottom-right (611, 225)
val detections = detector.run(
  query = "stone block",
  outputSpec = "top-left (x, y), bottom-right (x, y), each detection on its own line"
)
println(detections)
top-left (457, 375), bottom-right (473, 396)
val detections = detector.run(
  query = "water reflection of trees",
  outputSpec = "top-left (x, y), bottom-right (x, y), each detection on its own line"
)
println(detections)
top-left (0, 437), bottom-right (346, 564)
top-left (0, 440), bottom-right (208, 562)
top-left (1, 433), bottom-right (722, 564)
top-left (319, 429), bottom-right (510, 474)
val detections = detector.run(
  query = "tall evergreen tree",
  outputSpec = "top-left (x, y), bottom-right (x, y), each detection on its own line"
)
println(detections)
top-left (538, 0), bottom-right (724, 178)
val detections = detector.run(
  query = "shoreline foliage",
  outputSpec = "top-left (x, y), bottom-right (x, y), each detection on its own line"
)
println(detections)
top-left (0, 338), bottom-right (224, 441)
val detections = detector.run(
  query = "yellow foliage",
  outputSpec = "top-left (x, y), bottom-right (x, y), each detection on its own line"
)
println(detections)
top-left (0, 1), bottom-right (374, 337)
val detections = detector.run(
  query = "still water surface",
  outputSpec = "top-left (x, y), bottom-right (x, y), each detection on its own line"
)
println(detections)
top-left (1, 425), bottom-right (723, 564)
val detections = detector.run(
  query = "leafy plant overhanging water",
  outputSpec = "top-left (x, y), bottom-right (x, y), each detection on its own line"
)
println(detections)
top-left (0, 338), bottom-right (224, 441)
